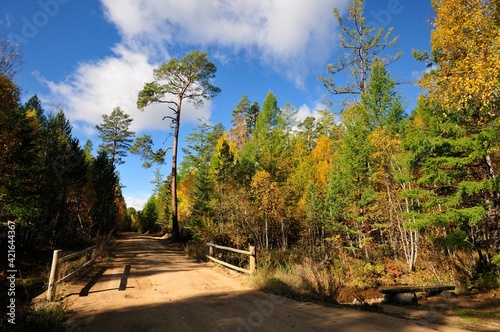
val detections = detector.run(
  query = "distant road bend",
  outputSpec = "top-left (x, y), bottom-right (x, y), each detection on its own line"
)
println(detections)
top-left (63, 233), bottom-right (449, 331)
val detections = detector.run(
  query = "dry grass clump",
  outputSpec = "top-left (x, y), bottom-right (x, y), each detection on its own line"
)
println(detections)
top-left (252, 256), bottom-right (343, 303)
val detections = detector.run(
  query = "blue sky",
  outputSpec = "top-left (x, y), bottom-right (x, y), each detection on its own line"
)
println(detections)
top-left (1, 0), bottom-right (434, 210)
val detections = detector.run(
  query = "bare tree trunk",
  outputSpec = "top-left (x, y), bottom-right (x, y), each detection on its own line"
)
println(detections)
top-left (281, 218), bottom-right (287, 250)
top-left (170, 101), bottom-right (181, 240)
top-left (265, 214), bottom-right (269, 249)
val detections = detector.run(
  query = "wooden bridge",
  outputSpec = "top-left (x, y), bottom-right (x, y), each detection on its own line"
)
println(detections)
top-left (43, 233), bottom-right (456, 331)
top-left (379, 285), bottom-right (456, 305)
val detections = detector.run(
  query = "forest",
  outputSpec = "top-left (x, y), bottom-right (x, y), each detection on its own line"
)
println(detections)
top-left (0, 0), bottom-right (499, 314)
top-left (0, 87), bottom-right (128, 248)
top-left (133, 0), bottom-right (500, 291)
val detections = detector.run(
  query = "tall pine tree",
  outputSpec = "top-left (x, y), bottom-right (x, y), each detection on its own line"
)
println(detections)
top-left (96, 106), bottom-right (135, 166)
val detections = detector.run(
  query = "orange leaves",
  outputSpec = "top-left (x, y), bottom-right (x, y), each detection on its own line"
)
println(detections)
top-left (251, 170), bottom-right (286, 213)
top-left (288, 135), bottom-right (335, 220)
top-left (412, 111), bottom-right (427, 130)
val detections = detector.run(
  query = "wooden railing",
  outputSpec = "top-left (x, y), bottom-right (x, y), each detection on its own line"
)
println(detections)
top-left (46, 245), bottom-right (96, 301)
top-left (206, 242), bottom-right (256, 274)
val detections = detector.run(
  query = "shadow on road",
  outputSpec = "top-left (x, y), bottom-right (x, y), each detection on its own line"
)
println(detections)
top-left (65, 289), bottom-right (445, 332)
top-left (62, 233), bottom-right (458, 332)
top-left (118, 265), bottom-right (131, 291)
top-left (80, 267), bottom-right (108, 297)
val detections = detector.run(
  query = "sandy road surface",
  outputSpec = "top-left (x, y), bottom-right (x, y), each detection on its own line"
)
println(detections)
top-left (62, 233), bottom-right (465, 332)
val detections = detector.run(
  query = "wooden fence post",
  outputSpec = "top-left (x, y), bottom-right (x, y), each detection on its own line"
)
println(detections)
top-left (47, 249), bottom-right (61, 301)
top-left (249, 245), bottom-right (256, 274)
top-left (209, 242), bottom-right (214, 257)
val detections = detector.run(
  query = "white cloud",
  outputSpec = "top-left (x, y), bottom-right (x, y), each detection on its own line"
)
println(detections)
top-left (35, 0), bottom-right (350, 212)
top-left (39, 44), bottom-right (210, 134)
top-left (77, 124), bottom-right (97, 137)
top-left (411, 65), bottom-right (438, 80)
top-left (101, 0), bottom-right (348, 83)
top-left (42, 0), bottom-right (348, 134)
top-left (124, 195), bottom-right (148, 210)
top-left (296, 101), bottom-right (327, 122)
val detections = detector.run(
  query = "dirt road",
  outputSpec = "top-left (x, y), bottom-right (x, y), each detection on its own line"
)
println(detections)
top-left (62, 233), bottom-right (466, 332)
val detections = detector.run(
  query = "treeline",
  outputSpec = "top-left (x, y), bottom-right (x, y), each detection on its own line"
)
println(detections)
top-left (0, 74), bottom-right (127, 249)
top-left (140, 0), bottom-right (500, 287)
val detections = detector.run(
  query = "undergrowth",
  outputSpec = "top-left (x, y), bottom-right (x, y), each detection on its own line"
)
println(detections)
top-left (184, 238), bottom-right (499, 305)
top-left (0, 302), bottom-right (67, 332)
top-left (0, 233), bottom-right (115, 331)
top-left (248, 247), bottom-right (461, 304)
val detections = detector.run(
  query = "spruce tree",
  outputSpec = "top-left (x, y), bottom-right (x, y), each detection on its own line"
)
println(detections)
top-left (406, 0), bottom-right (500, 278)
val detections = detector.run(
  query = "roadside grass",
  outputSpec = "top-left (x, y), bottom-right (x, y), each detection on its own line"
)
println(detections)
top-left (1, 302), bottom-right (67, 332)
top-left (247, 250), bottom-right (500, 332)
top-left (449, 307), bottom-right (500, 331)
top-left (180, 233), bottom-right (500, 329)
top-left (247, 249), bottom-right (465, 307)
top-left (250, 256), bottom-right (344, 305)
top-left (184, 240), bottom-right (459, 305)
top-left (453, 307), bottom-right (499, 319)
top-left (185, 240), bottom-right (208, 262)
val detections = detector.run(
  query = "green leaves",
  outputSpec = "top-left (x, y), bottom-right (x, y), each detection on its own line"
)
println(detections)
top-left (1, 84), bottom-right (126, 247)
top-left (144, 51), bottom-right (221, 110)
top-left (129, 135), bottom-right (166, 168)
top-left (137, 82), bottom-right (164, 109)
top-left (95, 106), bottom-right (135, 165)
top-left (136, 51), bottom-right (221, 239)
top-left (361, 58), bottom-right (405, 134)
top-left (433, 230), bottom-right (472, 250)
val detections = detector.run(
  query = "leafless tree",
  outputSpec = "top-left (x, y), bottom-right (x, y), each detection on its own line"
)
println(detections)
top-left (0, 38), bottom-right (23, 78)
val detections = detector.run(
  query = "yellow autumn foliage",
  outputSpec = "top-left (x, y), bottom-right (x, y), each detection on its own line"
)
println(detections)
top-left (25, 108), bottom-right (41, 131)
top-left (178, 171), bottom-right (195, 222)
top-left (211, 131), bottom-right (239, 177)
top-left (311, 135), bottom-right (334, 189)
top-left (423, 0), bottom-right (500, 120)
top-left (369, 127), bottom-right (401, 184)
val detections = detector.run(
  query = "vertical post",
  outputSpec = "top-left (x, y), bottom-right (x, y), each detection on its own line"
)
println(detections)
top-left (249, 245), bottom-right (256, 274)
top-left (47, 249), bottom-right (61, 301)
top-left (209, 243), bottom-right (214, 257)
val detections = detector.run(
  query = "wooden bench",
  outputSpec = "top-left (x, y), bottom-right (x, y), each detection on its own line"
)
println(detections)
top-left (379, 285), bottom-right (455, 305)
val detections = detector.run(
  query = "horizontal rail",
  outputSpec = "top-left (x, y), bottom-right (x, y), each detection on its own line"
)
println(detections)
top-left (56, 257), bottom-right (96, 284)
top-left (47, 245), bottom-right (97, 301)
top-left (206, 242), bottom-right (252, 255)
top-left (58, 245), bottom-right (96, 263)
top-left (206, 242), bottom-right (256, 274)
top-left (206, 255), bottom-right (252, 274)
